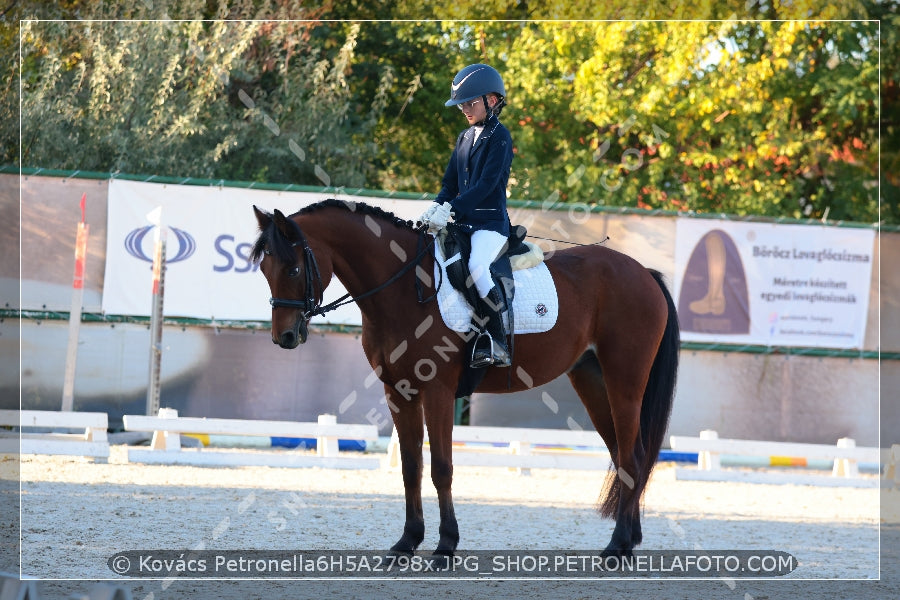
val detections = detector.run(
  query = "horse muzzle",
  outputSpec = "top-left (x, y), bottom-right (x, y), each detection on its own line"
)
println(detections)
top-left (274, 316), bottom-right (309, 349)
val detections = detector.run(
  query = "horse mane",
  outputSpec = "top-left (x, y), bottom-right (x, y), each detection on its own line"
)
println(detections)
top-left (251, 198), bottom-right (418, 265)
top-left (297, 198), bottom-right (417, 230)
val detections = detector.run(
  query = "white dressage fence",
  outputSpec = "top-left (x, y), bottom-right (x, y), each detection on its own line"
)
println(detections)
top-left (670, 429), bottom-right (886, 488)
top-left (0, 409), bottom-right (110, 461)
top-left (122, 408), bottom-right (380, 469)
top-left (386, 424), bottom-right (610, 475)
top-left (7, 408), bottom-right (895, 490)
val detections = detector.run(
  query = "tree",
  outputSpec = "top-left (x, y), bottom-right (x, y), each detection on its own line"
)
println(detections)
top-left (2, 0), bottom-right (894, 224)
top-left (12, 1), bottom-right (395, 188)
top-left (358, 16), bottom-right (884, 223)
top-left (340, 7), bottom-right (887, 223)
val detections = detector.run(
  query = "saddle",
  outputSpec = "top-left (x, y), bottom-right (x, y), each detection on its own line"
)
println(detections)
top-left (437, 223), bottom-right (538, 323)
top-left (436, 223), bottom-right (543, 397)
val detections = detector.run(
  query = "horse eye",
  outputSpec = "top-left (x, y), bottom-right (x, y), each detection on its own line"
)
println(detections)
top-left (288, 266), bottom-right (301, 277)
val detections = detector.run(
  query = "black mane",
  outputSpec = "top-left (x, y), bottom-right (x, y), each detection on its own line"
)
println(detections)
top-left (296, 198), bottom-right (417, 230)
top-left (251, 198), bottom-right (418, 265)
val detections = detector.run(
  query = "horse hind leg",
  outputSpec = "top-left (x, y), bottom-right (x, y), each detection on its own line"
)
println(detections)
top-left (566, 350), bottom-right (644, 552)
top-left (602, 393), bottom-right (646, 557)
top-left (567, 350), bottom-right (616, 457)
top-left (602, 269), bottom-right (680, 555)
top-left (600, 323), bottom-right (673, 558)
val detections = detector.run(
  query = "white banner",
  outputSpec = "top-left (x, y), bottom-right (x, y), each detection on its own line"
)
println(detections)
top-left (674, 218), bottom-right (875, 349)
top-left (103, 180), bottom-right (427, 323)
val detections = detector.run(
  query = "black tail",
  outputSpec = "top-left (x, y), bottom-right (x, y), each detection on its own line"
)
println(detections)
top-left (599, 269), bottom-right (679, 518)
top-left (638, 270), bottom-right (679, 483)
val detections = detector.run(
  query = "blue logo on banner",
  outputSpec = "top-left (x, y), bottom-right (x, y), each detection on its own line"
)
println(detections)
top-left (124, 225), bottom-right (197, 264)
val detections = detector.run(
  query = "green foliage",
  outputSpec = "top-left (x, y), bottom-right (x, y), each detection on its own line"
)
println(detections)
top-left (461, 19), bottom-right (882, 222)
top-left (2, 0), bottom-right (894, 224)
top-left (11, 1), bottom-right (394, 187)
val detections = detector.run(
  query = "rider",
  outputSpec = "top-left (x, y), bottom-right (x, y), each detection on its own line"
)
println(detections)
top-left (420, 63), bottom-right (514, 368)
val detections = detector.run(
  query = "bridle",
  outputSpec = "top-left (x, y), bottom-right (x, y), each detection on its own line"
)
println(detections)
top-left (268, 225), bottom-right (438, 325)
top-left (268, 242), bottom-right (323, 316)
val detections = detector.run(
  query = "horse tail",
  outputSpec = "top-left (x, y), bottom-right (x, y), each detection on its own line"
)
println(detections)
top-left (638, 270), bottom-right (679, 484)
top-left (599, 269), bottom-right (679, 518)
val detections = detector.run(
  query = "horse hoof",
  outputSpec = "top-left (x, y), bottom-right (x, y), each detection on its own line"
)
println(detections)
top-left (429, 552), bottom-right (456, 571)
top-left (389, 540), bottom-right (417, 556)
top-left (600, 544), bottom-right (634, 559)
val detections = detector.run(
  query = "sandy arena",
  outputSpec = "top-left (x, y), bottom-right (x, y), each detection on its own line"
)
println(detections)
top-left (7, 446), bottom-right (900, 599)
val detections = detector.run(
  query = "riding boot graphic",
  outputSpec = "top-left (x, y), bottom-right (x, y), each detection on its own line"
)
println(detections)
top-left (471, 287), bottom-right (511, 369)
top-left (689, 232), bottom-right (727, 315)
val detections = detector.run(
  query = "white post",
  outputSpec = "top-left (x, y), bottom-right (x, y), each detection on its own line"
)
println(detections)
top-left (698, 429), bottom-right (721, 471)
top-left (150, 407), bottom-right (181, 451)
top-left (317, 414), bottom-right (339, 457)
top-left (508, 441), bottom-right (533, 476)
top-left (146, 207), bottom-right (166, 417)
top-left (61, 195), bottom-right (89, 412)
top-left (832, 437), bottom-right (859, 478)
top-left (386, 427), bottom-right (400, 469)
top-left (887, 445), bottom-right (900, 484)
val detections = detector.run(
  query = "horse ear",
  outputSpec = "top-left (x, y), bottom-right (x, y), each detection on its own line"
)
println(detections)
top-left (272, 209), bottom-right (299, 243)
top-left (253, 205), bottom-right (271, 230)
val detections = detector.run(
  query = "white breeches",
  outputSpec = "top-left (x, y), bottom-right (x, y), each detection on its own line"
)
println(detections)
top-left (468, 229), bottom-right (508, 298)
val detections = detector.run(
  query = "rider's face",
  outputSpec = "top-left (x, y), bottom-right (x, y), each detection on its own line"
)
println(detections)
top-left (459, 96), bottom-right (493, 124)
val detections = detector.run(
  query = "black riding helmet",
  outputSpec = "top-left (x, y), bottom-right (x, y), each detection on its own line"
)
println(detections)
top-left (445, 63), bottom-right (507, 118)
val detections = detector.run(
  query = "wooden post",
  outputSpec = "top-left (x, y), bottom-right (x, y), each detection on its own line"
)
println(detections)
top-left (146, 207), bottom-right (166, 417)
top-left (61, 193), bottom-right (89, 412)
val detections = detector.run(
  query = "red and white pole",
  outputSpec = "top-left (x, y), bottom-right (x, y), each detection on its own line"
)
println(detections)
top-left (61, 193), bottom-right (89, 412)
top-left (146, 207), bottom-right (167, 417)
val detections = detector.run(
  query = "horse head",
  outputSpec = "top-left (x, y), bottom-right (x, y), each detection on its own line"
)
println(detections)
top-left (251, 205), bottom-right (332, 349)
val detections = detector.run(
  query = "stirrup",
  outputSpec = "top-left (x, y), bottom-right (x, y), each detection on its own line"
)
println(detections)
top-left (470, 329), bottom-right (510, 368)
top-left (470, 330), bottom-right (495, 368)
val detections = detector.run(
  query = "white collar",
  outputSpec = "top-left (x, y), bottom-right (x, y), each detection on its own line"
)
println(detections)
top-left (472, 124), bottom-right (485, 144)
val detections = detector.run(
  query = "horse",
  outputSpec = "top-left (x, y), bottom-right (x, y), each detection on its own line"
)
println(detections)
top-left (250, 199), bottom-right (679, 557)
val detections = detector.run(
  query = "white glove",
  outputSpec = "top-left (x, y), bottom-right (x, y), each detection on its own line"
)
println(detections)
top-left (426, 202), bottom-right (453, 232)
top-left (419, 201), bottom-right (441, 224)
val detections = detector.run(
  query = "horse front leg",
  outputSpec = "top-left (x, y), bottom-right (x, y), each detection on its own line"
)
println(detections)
top-left (422, 386), bottom-right (460, 556)
top-left (388, 387), bottom-right (426, 555)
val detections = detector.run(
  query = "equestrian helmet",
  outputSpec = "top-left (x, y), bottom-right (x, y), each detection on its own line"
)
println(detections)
top-left (445, 64), bottom-right (506, 107)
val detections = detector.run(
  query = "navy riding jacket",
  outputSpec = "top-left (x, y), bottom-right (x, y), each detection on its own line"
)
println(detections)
top-left (435, 115), bottom-right (513, 236)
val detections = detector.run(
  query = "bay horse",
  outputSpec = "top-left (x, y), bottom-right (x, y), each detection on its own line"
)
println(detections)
top-left (251, 199), bottom-right (679, 557)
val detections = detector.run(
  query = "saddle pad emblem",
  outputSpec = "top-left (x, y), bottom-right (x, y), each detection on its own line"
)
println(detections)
top-left (433, 240), bottom-right (559, 334)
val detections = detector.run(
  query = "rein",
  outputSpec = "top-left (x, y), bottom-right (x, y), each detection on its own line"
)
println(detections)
top-left (269, 226), bottom-right (436, 320)
top-left (527, 234), bottom-right (610, 246)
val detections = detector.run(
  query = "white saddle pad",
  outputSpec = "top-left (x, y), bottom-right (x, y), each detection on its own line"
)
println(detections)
top-left (433, 240), bottom-right (559, 334)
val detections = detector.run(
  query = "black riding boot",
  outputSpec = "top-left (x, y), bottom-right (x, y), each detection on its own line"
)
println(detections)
top-left (471, 287), bottom-right (511, 368)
